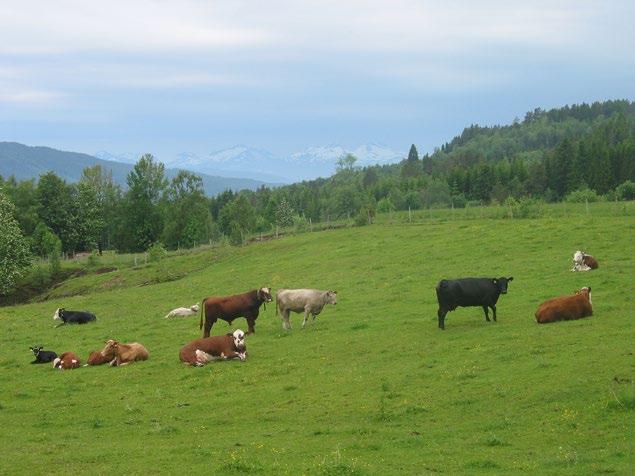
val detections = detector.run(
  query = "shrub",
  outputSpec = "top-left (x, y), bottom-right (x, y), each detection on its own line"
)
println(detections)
top-left (376, 197), bottom-right (395, 213)
top-left (147, 242), bottom-right (168, 262)
top-left (293, 214), bottom-right (309, 233)
top-left (614, 180), bottom-right (635, 201)
top-left (86, 250), bottom-right (100, 268)
top-left (565, 188), bottom-right (600, 203)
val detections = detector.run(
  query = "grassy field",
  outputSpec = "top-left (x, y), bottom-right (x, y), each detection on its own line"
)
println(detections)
top-left (1, 203), bottom-right (634, 475)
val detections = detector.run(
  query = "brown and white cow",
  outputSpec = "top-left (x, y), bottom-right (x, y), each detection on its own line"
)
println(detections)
top-left (179, 329), bottom-right (247, 367)
top-left (535, 287), bottom-right (593, 324)
top-left (86, 350), bottom-right (114, 366)
top-left (199, 287), bottom-right (272, 337)
top-left (53, 352), bottom-right (81, 370)
top-left (103, 339), bottom-right (149, 366)
top-left (572, 251), bottom-right (599, 271)
top-left (276, 289), bottom-right (338, 329)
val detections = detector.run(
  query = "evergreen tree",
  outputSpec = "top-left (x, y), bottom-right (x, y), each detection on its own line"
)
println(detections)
top-left (0, 192), bottom-right (31, 295)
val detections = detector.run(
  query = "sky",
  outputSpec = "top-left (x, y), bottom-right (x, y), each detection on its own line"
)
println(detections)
top-left (1, 0), bottom-right (634, 160)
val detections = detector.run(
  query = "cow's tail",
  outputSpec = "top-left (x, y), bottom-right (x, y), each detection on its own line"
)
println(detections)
top-left (199, 298), bottom-right (205, 330)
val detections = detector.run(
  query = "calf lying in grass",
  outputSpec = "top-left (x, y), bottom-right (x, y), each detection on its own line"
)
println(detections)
top-left (103, 339), bottom-right (149, 366)
top-left (53, 352), bottom-right (81, 370)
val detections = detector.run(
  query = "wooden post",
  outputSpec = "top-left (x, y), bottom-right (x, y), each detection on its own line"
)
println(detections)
top-left (309, 218), bottom-right (313, 232)
top-left (276, 225), bottom-right (279, 238)
top-left (585, 198), bottom-right (589, 214)
top-left (408, 206), bottom-right (412, 223)
top-left (134, 256), bottom-right (138, 267)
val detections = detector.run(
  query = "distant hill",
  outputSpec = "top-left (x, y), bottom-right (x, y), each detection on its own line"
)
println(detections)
top-left (0, 142), bottom-right (277, 196)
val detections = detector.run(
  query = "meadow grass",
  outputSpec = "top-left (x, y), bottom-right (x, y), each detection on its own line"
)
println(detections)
top-left (0, 203), bottom-right (634, 474)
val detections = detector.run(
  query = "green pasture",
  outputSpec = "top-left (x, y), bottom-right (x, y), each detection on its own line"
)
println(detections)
top-left (1, 203), bottom-right (634, 474)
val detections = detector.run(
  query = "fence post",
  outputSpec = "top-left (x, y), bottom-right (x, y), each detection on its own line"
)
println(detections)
top-left (309, 218), bottom-right (313, 232)
top-left (408, 206), bottom-right (412, 223)
top-left (276, 225), bottom-right (279, 239)
top-left (585, 198), bottom-right (589, 214)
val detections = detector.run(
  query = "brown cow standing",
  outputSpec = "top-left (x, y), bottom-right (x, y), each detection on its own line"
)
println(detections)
top-left (103, 339), bottom-right (149, 366)
top-left (180, 329), bottom-right (247, 366)
top-left (535, 287), bottom-right (593, 324)
top-left (199, 287), bottom-right (272, 337)
top-left (53, 352), bottom-right (81, 370)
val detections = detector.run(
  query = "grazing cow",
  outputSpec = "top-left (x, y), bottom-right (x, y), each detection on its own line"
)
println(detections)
top-left (535, 287), bottom-right (593, 324)
top-left (103, 339), bottom-right (149, 366)
top-left (53, 308), bottom-right (96, 327)
top-left (199, 287), bottom-right (272, 337)
top-left (30, 346), bottom-right (57, 364)
top-left (435, 277), bottom-right (514, 330)
top-left (179, 329), bottom-right (247, 366)
top-left (53, 352), bottom-right (81, 370)
top-left (276, 289), bottom-right (338, 330)
top-left (164, 304), bottom-right (200, 319)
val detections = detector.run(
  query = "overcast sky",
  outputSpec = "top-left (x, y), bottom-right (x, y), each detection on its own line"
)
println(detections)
top-left (1, 0), bottom-right (634, 159)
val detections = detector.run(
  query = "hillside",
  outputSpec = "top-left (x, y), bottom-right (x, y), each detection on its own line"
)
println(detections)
top-left (0, 142), bottom-right (277, 196)
top-left (0, 202), bottom-right (633, 474)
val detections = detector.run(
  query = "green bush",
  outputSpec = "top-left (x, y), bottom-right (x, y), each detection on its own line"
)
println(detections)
top-left (86, 250), bottom-right (100, 268)
top-left (565, 188), bottom-right (600, 203)
top-left (376, 197), bottom-right (395, 213)
top-left (147, 242), bottom-right (168, 262)
top-left (293, 214), bottom-right (309, 233)
top-left (614, 181), bottom-right (635, 201)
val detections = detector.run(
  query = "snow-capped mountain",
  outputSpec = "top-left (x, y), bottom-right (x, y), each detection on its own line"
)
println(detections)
top-left (94, 150), bottom-right (144, 164)
top-left (97, 144), bottom-right (405, 183)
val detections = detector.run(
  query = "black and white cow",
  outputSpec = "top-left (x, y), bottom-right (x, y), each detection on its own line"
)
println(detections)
top-left (53, 308), bottom-right (96, 327)
top-left (29, 346), bottom-right (58, 364)
top-left (435, 277), bottom-right (513, 330)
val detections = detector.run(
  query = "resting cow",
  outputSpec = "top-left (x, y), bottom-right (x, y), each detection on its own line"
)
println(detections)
top-left (53, 308), bottom-right (96, 327)
top-left (435, 277), bottom-right (514, 330)
top-left (30, 346), bottom-right (57, 364)
top-left (164, 304), bottom-right (200, 319)
top-left (179, 329), bottom-right (247, 366)
top-left (535, 287), bottom-right (593, 324)
top-left (86, 343), bottom-right (117, 366)
top-left (571, 251), bottom-right (599, 271)
top-left (102, 339), bottom-right (149, 366)
top-left (53, 352), bottom-right (81, 370)
top-left (199, 287), bottom-right (272, 337)
top-left (276, 289), bottom-right (338, 329)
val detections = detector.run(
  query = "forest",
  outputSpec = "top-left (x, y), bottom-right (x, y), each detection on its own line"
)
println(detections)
top-left (0, 99), bottom-right (634, 295)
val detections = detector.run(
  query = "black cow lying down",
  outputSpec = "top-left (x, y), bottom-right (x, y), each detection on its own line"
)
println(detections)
top-left (53, 308), bottom-right (96, 327)
top-left (435, 277), bottom-right (513, 330)
top-left (30, 346), bottom-right (58, 364)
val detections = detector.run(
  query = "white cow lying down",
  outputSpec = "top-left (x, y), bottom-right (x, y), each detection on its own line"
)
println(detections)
top-left (571, 250), bottom-right (599, 272)
top-left (164, 304), bottom-right (200, 319)
top-left (276, 288), bottom-right (337, 330)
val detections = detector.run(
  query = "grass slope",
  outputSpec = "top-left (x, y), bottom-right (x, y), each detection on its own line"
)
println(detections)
top-left (1, 205), bottom-right (634, 475)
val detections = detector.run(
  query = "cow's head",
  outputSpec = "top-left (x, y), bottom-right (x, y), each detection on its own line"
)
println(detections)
top-left (493, 277), bottom-right (513, 294)
top-left (326, 290), bottom-right (338, 305)
top-left (573, 251), bottom-right (584, 264)
top-left (53, 308), bottom-right (64, 321)
top-left (103, 339), bottom-right (119, 354)
top-left (577, 286), bottom-right (592, 304)
top-left (191, 304), bottom-right (200, 312)
top-left (258, 287), bottom-right (273, 303)
top-left (52, 357), bottom-right (62, 369)
top-left (30, 346), bottom-right (42, 356)
top-left (232, 329), bottom-right (246, 351)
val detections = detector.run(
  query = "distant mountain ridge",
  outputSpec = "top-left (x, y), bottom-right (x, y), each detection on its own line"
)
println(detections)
top-left (98, 143), bottom-right (405, 183)
top-left (0, 142), bottom-right (277, 196)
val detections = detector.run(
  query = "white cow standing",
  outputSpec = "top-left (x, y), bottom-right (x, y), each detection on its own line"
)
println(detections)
top-left (276, 289), bottom-right (338, 330)
top-left (164, 304), bottom-right (200, 319)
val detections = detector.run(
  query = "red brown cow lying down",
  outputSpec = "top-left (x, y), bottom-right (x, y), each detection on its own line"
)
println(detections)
top-left (86, 349), bottom-right (114, 366)
top-left (200, 287), bottom-right (272, 337)
top-left (535, 287), bottom-right (593, 324)
top-left (180, 329), bottom-right (247, 367)
top-left (53, 352), bottom-right (81, 370)
top-left (103, 339), bottom-right (149, 366)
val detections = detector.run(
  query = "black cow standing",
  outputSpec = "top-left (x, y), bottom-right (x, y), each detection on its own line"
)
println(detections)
top-left (435, 277), bottom-right (514, 330)
top-left (53, 308), bottom-right (96, 327)
top-left (30, 346), bottom-right (58, 364)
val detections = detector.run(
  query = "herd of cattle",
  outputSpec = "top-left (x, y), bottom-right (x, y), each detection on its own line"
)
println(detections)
top-left (31, 250), bottom-right (598, 370)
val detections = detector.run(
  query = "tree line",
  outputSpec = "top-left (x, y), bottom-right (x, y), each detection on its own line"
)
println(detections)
top-left (0, 99), bottom-right (634, 295)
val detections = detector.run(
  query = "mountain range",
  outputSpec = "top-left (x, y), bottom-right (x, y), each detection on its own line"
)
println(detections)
top-left (0, 142), bottom-right (277, 196)
top-left (95, 143), bottom-right (405, 183)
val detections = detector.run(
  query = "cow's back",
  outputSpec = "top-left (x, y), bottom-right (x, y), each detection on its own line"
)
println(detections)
top-left (535, 294), bottom-right (592, 323)
top-left (437, 278), bottom-right (496, 307)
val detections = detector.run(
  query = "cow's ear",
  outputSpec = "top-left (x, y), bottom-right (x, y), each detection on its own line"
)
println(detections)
top-left (492, 278), bottom-right (498, 285)
top-left (508, 277), bottom-right (514, 281)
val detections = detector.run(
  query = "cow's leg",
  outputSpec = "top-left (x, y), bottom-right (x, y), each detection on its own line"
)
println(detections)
top-left (491, 304), bottom-right (497, 322)
top-left (203, 317), bottom-right (216, 338)
top-left (437, 306), bottom-right (448, 330)
top-left (223, 351), bottom-right (246, 361)
top-left (282, 309), bottom-right (291, 330)
top-left (246, 318), bottom-right (256, 334)
top-left (302, 307), bottom-right (310, 328)
top-left (483, 306), bottom-right (490, 322)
